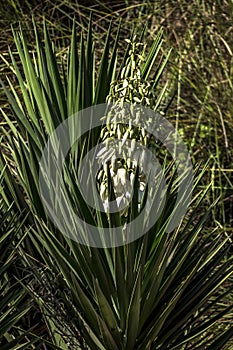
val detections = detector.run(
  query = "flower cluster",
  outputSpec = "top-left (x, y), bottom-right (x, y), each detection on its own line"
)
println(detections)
top-left (97, 38), bottom-right (158, 215)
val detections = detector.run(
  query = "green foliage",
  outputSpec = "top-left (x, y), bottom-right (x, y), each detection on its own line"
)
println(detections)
top-left (0, 18), bottom-right (232, 349)
top-left (0, 175), bottom-right (34, 348)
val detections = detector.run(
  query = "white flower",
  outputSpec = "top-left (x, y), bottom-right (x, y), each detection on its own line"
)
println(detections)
top-left (121, 130), bottom-right (129, 146)
top-left (117, 168), bottom-right (127, 186)
top-left (111, 154), bottom-right (116, 171)
top-left (103, 200), bottom-right (109, 213)
top-left (96, 146), bottom-right (107, 157)
top-left (139, 149), bottom-right (147, 169)
top-left (116, 195), bottom-right (127, 211)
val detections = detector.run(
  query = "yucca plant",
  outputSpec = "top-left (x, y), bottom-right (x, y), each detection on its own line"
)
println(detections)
top-left (0, 18), bottom-right (232, 349)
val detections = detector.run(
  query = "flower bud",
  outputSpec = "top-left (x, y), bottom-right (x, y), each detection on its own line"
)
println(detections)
top-left (117, 168), bottom-right (127, 186)
top-left (131, 139), bottom-right (136, 153)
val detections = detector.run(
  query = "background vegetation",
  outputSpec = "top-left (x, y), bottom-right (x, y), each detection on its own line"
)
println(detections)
top-left (0, 0), bottom-right (232, 349)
